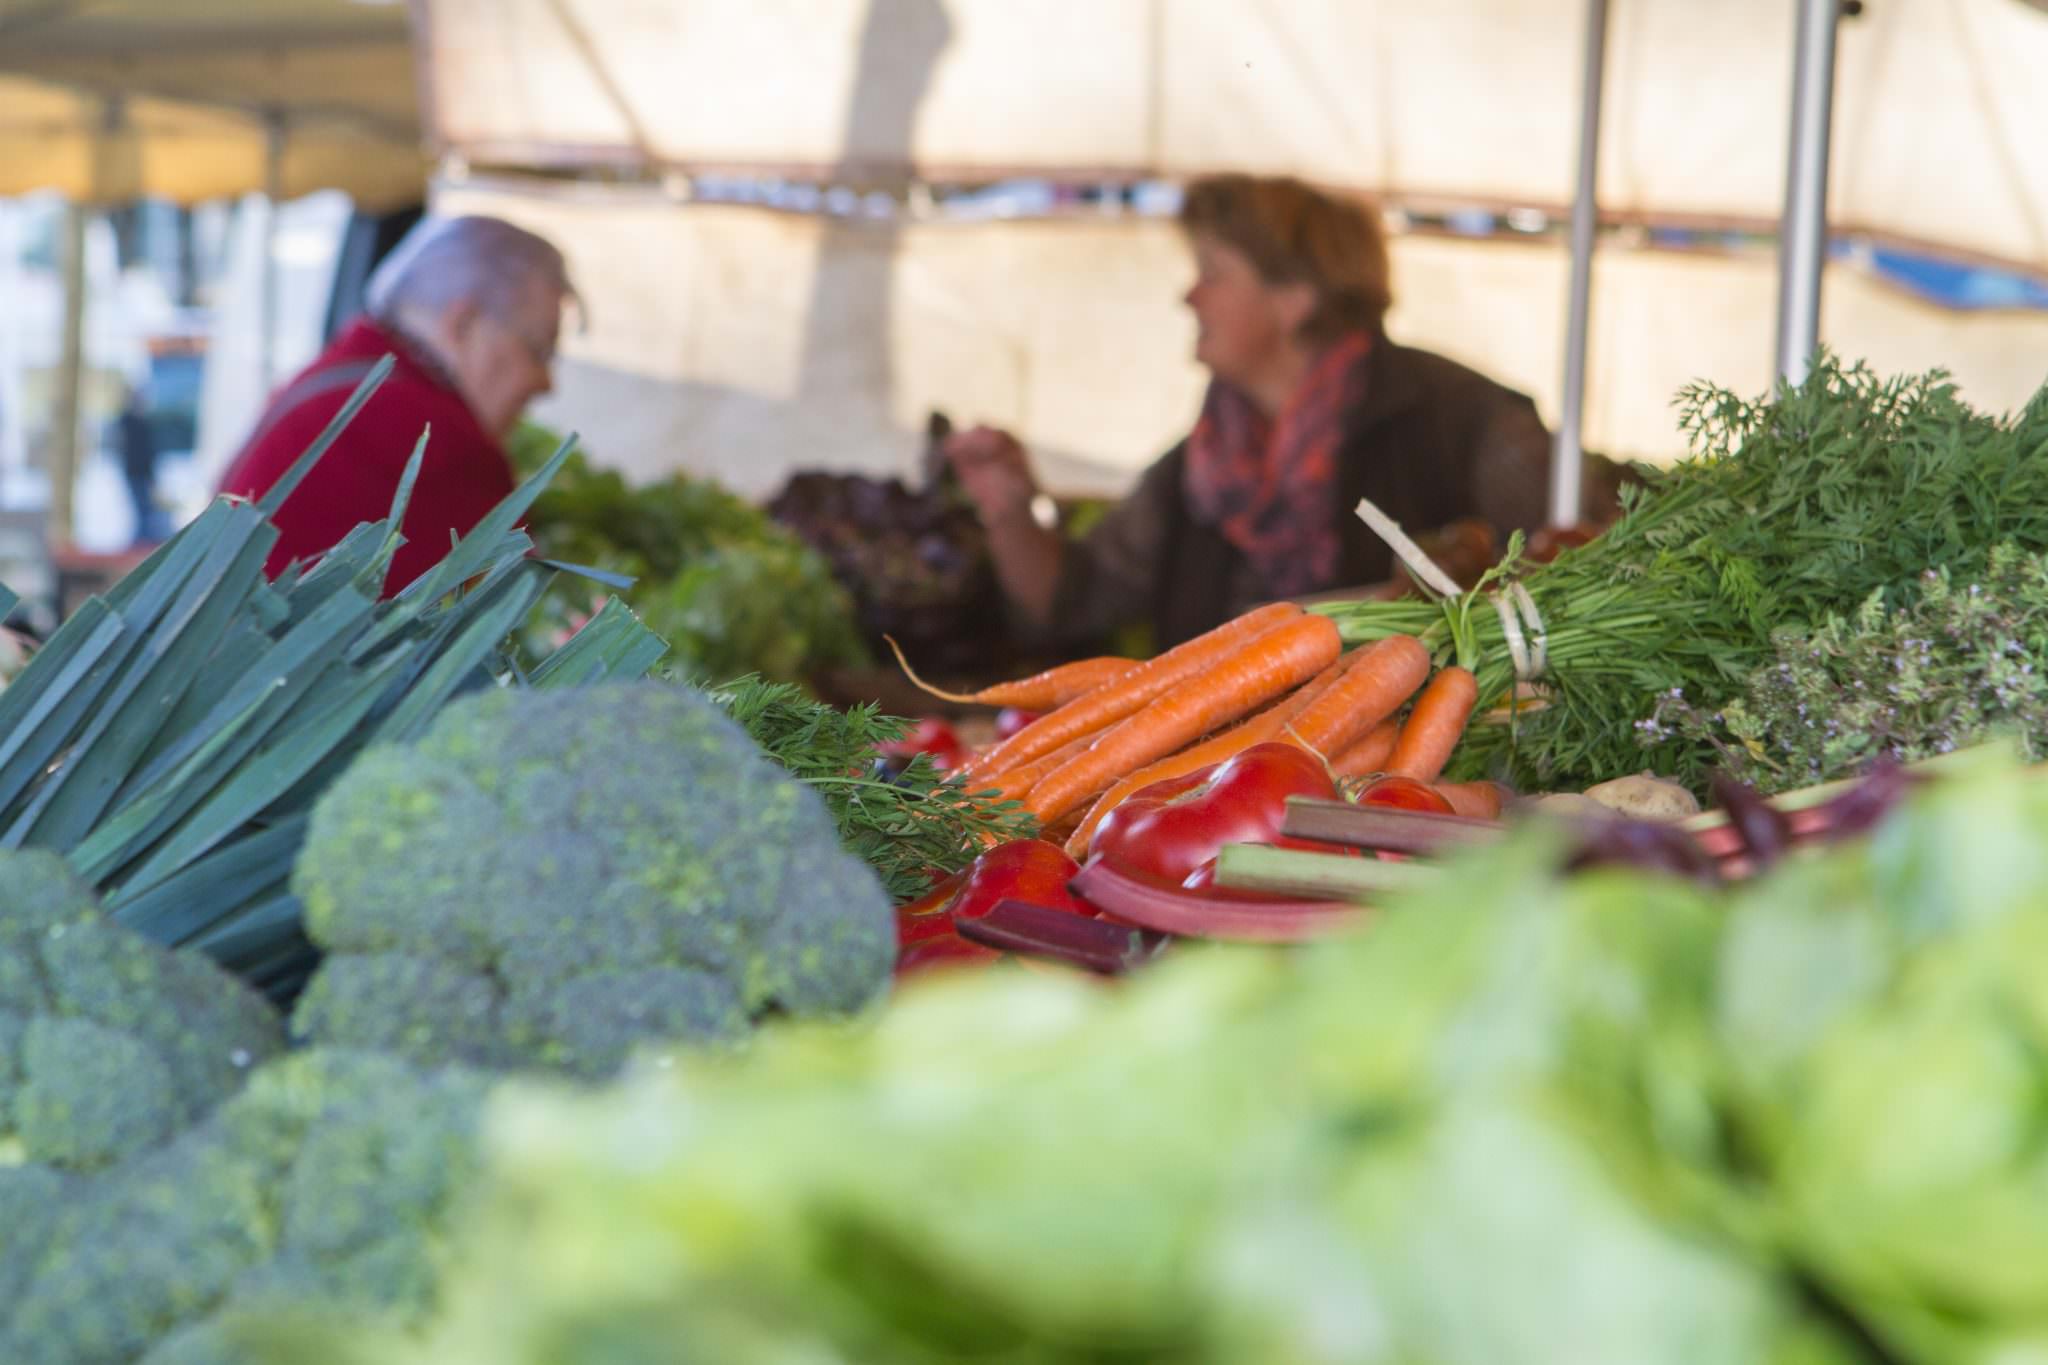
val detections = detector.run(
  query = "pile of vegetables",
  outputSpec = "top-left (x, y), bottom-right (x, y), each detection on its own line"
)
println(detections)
top-left (894, 601), bottom-right (1486, 844)
top-left (244, 747), bottom-right (2048, 1365)
top-left (511, 424), bottom-right (867, 688)
top-left (882, 604), bottom-right (1510, 967)
top-left (0, 364), bottom-right (664, 1006)
top-left (0, 375), bottom-right (1018, 1363)
top-left (28, 352), bottom-right (2048, 1365)
top-left (1315, 357), bottom-right (2048, 792)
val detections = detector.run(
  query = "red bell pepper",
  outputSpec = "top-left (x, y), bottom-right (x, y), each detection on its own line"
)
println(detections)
top-left (950, 839), bottom-right (1093, 921)
top-left (1090, 742), bottom-right (1342, 885)
top-left (879, 717), bottom-right (967, 772)
top-left (893, 840), bottom-right (1095, 976)
top-left (1355, 773), bottom-right (1455, 815)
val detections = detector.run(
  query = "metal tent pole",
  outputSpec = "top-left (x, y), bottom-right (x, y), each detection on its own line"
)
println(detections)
top-left (0, 203), bottom-right (25, 482)
top-left (1774, 0), bottom-right (1842, 386)
top-left (49, 202), bottom-right (87, 552)
top-left (260, 112), bottom-right (287, 391)
top-left (1551, 0), bottom-right (1609, 529)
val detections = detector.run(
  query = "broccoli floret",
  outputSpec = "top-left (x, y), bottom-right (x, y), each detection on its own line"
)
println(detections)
top-left (0, 1161), bottom-right (72, 1304)
top-left (1, 1049), bottom-right (493, 1365)
top-left (0, 850), bottom-right (284, 1172)
top-left (290, 682), bottom-right (894, 1076)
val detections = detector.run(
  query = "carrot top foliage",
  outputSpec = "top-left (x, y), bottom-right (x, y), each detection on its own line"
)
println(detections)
top-left (1316, 355), bottom-right (2048, 792)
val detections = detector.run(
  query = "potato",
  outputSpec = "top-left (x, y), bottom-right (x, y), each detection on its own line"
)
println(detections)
top-left (1581, 771), bottom-right (1701, 822)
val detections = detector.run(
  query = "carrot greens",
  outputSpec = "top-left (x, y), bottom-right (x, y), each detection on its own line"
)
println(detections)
top-left (1315, 355), bottom-right (2048, 791)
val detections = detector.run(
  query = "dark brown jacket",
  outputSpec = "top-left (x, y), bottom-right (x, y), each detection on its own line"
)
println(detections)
top-left (1046, 339), bottom-right (1553, 648)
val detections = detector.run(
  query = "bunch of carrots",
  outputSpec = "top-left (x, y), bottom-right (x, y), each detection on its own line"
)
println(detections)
top-left (892, 600), bottom-right (1492, 858)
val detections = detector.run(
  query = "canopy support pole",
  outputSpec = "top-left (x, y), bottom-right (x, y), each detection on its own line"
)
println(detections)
top-left (1550, 0), bottom-right (1608, 529)
top-left (1774, 0), bottom-right (1841, 387)
top-left (0, 202), bottom-right (25, 483)
top-left (260, 112), bottom-right (286, 391)
top-left (49, 201), bottom-right (87, 551)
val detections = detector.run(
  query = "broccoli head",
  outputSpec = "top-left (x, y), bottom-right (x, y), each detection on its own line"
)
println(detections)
top-left (0, 850), bottom-right (284, 1172)
top-left (290, 681), bottom-right (894, 1076)
top-left (1, 1048), bottom-right (493, 1365)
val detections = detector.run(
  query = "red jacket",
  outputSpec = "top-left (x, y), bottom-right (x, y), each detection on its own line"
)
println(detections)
top-left (217, 317), bottom-right (516, 596)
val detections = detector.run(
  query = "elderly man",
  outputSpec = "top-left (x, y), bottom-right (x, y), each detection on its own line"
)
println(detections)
top-left (218, 215), bottom-right (573, 593)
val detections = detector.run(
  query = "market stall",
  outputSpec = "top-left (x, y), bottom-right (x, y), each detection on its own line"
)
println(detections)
top-left (4, 3), bottom-right (2048, 1361)
top-left (4, 357), bottom-right (2048, 1361)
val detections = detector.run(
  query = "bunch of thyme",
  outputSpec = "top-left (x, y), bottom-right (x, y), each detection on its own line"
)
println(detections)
top-left (1645, 544), bottom-right (2048, 795)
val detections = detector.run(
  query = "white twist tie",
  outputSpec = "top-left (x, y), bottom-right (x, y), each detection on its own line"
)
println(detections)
top-left (1354, 497), bottom-right (1551, 682)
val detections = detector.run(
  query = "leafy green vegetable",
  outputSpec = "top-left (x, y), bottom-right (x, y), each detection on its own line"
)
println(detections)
top-left (1710, 754), bottom-right (2048, 1364)
top-left (515, 428), bottom-right (867, 688)
top-left (709, 675), bottom-right (1037, 902)
top-left (1316, 356), bottom-right (2048, 791)
top-left (1647, 543), bottom-right (2048, 793)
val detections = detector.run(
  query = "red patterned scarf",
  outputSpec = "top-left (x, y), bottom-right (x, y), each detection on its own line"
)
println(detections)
top-left (1184, 331), bottom-right (1374, 597)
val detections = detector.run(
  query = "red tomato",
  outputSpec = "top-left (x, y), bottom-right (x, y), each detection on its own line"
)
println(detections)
top-left (1356, 774), bottom-right (1456, 815)
top-left (1090, 742), bottom-right (1340, 884)
top-left (879, 717), bottom-right (967, 772)
top-left (993, 707), bottom-right (1040, 741)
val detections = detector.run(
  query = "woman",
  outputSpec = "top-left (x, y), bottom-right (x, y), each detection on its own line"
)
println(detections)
top-left (944, 173), bottom-right (1554, 649)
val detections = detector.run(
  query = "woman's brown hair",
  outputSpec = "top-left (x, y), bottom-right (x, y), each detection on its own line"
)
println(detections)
top-left (1178, 174), bottom-right (1394, 343)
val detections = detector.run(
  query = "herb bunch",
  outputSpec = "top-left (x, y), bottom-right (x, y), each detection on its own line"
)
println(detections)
top-left (1646, 543), bottom-right (2048, 794)
top-left (710, 676), bottom-right (1036, 901)
top-left (1316, 355), bottom-right (2048, 791)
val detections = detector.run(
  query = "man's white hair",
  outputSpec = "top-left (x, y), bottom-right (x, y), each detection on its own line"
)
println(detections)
top-left (364, 215), bottom-right (576, 325)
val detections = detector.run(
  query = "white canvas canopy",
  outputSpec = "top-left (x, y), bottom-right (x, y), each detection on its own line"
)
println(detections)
top-left (421, 0), bottom-right (2048, 274)
top-left (0, 0), bottom-right (422, 208)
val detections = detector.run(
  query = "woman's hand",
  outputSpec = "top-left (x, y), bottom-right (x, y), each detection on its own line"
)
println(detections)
top-left (943, 425), bottom-right (1039, 527)
top-left (940, 424), bottom-right (1062, 626)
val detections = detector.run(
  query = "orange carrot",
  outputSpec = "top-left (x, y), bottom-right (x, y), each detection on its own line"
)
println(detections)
top-left (1061, 659), bottom-right (1346, 858)
top-left (1288, 634), bottom-right (1433, 754)
top-left (975, 732), bottom-right (1102, 806)
top-left (1432, 779), bottom-right (1506, 821)
top-left (887, 639), bottom-right (1135, 710)
top-left (1329, 717), bottom-right (1400, 779)
top-left (965, 602), bottom-right (1304, 778)
top-left (1385, 665), bottom-right (1480, 782)
top-left (1025, 614), bottom-right (1342, 823)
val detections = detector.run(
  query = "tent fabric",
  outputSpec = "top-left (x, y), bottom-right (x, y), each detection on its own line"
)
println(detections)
top-left (435, 180), bottom-right (2048, 502)
top-left (0, 0), bottom-right (422, 207)
top-left (418, 0), bottom-right (2048, 275)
